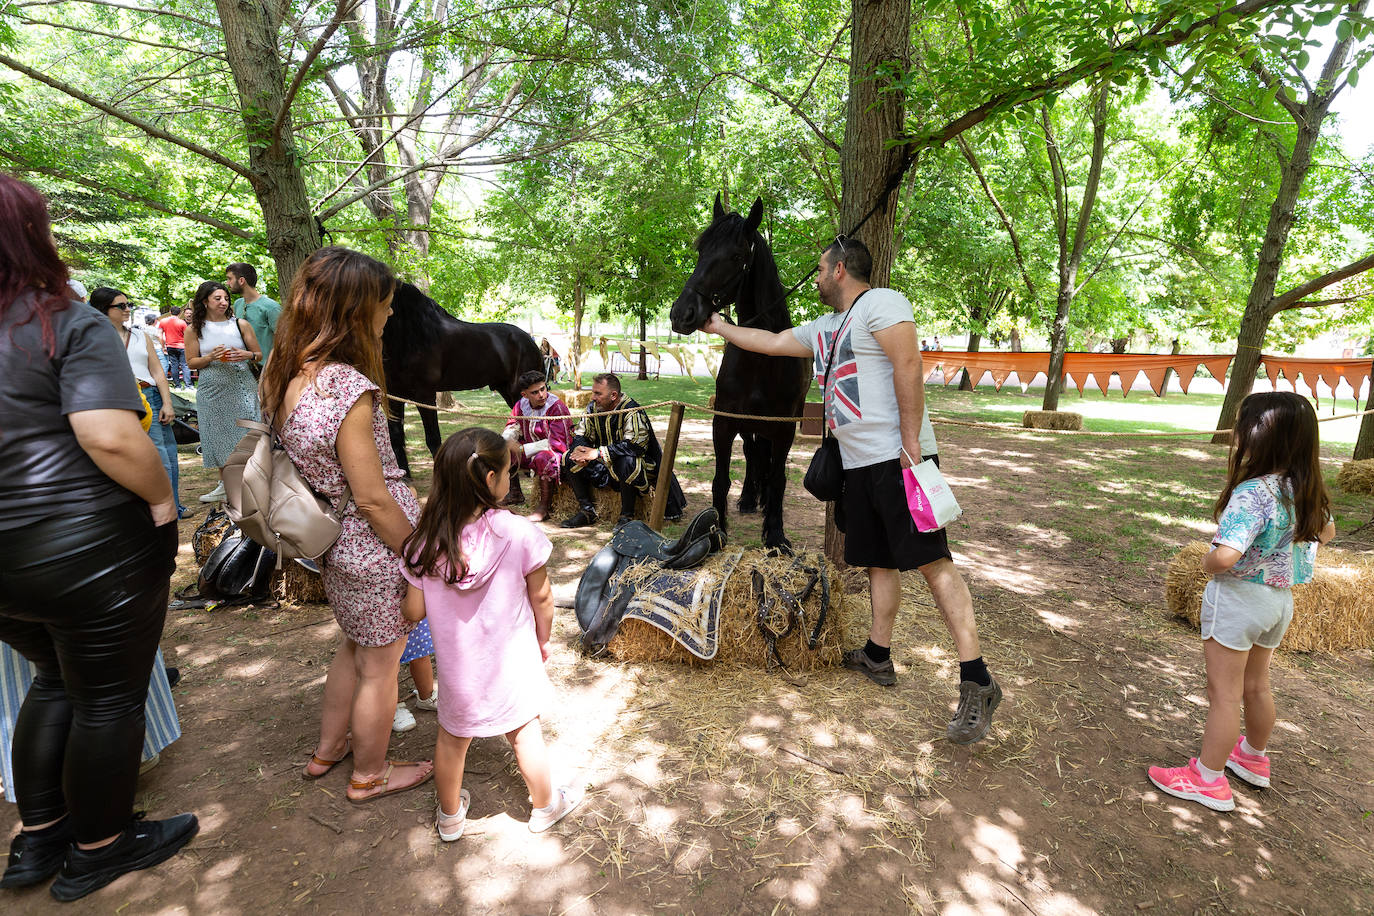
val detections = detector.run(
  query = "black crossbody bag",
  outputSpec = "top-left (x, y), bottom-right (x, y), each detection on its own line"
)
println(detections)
top-left (803, 292), bottom-right (867, 502)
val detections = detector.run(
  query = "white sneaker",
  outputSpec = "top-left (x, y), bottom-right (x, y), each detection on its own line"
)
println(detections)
top-left (436, 789), bottom-right (471, 842)
top-left (198, 482), bottom-right (226, 503)
top-left (392, 702), bottom-right (416, 733)
top-left (413, 686), bottom-right (439, 711)
top-left (528, 784), bottom-right (585, 833)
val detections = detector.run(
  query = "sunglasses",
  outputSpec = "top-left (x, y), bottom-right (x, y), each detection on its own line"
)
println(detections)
top-left (114, 302), bottom-right (132, 309)
top-left (834, 235), bottom-right (849, 259)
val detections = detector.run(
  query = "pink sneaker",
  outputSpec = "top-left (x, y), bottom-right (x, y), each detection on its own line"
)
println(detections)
top-left (1147, 758), bottom-right (1235, 811)
top-left (1226, 738), bottom-right (1271, 788)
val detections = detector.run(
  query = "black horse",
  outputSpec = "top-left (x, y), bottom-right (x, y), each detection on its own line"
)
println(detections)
top-left (670, 195), bottom-right (810, 550)
top-left (382, 282), bottom-right (544, 476)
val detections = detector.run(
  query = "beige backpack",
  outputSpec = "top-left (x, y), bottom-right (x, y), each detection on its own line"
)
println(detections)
top-left (222, 419), bottom-right (350, 564)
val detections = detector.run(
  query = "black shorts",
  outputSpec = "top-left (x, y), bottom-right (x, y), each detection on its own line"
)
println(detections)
top-left (838, 456), bottom-right (952, 571)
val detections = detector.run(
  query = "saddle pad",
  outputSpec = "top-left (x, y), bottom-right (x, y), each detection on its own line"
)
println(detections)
top-left (608, 549), bottom-right (744, 660)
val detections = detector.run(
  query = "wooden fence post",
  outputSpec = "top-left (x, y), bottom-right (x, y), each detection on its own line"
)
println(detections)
top-left (649, 402), bottom-right (685, 531)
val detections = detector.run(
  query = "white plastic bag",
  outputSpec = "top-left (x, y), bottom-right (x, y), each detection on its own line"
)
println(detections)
top-left (900, 451), bottom-right (962, 532)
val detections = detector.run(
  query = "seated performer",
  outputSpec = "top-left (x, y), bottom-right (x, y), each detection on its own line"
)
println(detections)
top-left (502, 370), bottom-right (573, 522)
top-left (561, 373), bottom-right (686, 527)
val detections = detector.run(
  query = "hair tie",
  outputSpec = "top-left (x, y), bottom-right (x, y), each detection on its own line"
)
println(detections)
top-left (467, 453), bottom-right (479, 466)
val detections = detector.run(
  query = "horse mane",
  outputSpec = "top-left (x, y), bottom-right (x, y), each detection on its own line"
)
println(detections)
top-left (383, 282), bottom-right (455, 362)
top-left (696, 213), bottom-right (792, 332)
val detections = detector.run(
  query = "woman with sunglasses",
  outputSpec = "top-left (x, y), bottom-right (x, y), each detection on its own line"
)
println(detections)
top-left (90, 287), bottom-right (191, 520)
top-left (0, 174), bottom-right (197, 901)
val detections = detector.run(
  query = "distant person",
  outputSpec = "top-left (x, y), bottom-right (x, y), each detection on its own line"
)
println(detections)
top-left (91, 287), bottom-right (190, 519)
top-left (561, 373), bottom-right (686, 527)
top-left (144, 313), bottom-right (168, 374)
top-left (226, 262), bottom-right (280, 364)
top-left (66, 279), bottom-right (87, 302)
top-left (400, 427), bottom-right (583, 840)
top-left (158, 306), bottom-right (190, 388)
top-left (184, 281), bottom-right (261, 503)
top-left (0, 173), bottom-right (196, 901)
top-left (502, 370), bottom-right (573, 522)
top-left (1148, 392), bottom-right (1335, 812)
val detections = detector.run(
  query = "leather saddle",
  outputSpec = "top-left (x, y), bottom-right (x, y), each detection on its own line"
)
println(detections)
top-left (574, 507), bottom-right (727, 650)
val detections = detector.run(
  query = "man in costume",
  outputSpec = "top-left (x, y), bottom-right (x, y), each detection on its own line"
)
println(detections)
top-left (502, 370), bottom-right (573, 522)
top-left (561, 373), bottom-right (686, 527)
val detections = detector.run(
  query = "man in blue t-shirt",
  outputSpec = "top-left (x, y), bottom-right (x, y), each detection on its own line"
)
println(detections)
top-left (226, 262), bottom-right (280, 364)
top-left (700, 237), bottom-right (1002, 745)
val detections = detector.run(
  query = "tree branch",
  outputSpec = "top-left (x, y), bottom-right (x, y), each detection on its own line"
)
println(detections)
top-left (956, 135), bottom-right (1037, 298)
top-left (1265, 252), bottom-right (1374, 316)
top-left (16, 0), bottom-right (219, 29)
top-left (695, 70), bottom-right (840, 153)
top-left (14, 15), bottom-right (227, 59)
top-left (0, 52), bottom-right (255, 182)
top-left (272, 0), bottom-right (360, 146)
top-left (1246, 58), bottom-right (1303, 121)
top-left (0, 152), bottom-right (255, 239)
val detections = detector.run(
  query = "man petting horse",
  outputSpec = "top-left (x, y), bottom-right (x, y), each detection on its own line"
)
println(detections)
top-left (561, 373), bottom-right (686, 528)
top-left (503, 370), bottom-right (573, 522)
top-left (699, 237), bottom-right (1002, 745)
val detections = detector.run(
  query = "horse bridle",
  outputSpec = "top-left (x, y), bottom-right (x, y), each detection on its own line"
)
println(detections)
top-left (685, 239), bottom-right (756, 318)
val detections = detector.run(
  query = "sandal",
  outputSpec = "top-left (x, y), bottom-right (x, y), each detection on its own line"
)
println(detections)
top-left (347, 760), bottom-right (434, 804)
top-left (303, 739), bottom-right (352, 780)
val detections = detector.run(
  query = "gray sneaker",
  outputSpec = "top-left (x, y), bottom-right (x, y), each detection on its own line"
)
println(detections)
top-left (842, 647), bottom-right (896, 687)
top-left (948, 677), bottom-right (1003, 745)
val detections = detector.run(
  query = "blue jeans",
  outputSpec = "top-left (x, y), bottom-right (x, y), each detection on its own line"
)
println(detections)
top-left (165, 347), bottom-right (189, 387)
top-left (144, 387), bottom-right (184, 511)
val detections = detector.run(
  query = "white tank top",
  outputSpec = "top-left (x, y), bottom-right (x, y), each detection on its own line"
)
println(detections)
top-left (199, 318), bottom-right (247, 355)
top-left (123, 325), bottom-right (155, 385)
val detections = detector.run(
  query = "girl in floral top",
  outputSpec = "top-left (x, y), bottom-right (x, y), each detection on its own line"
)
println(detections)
top-left (1148, 392), bottom-right (1334, 811)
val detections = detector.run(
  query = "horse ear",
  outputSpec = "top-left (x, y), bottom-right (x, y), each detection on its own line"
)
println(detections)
top-left (713, 192), bottom-right (725, 221)
top-left (744, 197), bottom-right (764, 233)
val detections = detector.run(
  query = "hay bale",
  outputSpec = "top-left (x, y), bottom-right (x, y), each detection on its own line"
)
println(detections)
top-left (549, 482), bottom-right (651, 526)
top-left (604, 550), bottom-right (852, 669)
top-left (1022, 410), bottom-right (1083, 431)
top-left (1165, 540), bottom-right (1374, 652)
top-left (1336, 459), bottom-right (1374, 496)
top-left (191, 522), bottom-right (327, 605)
top-left (559, 389), bottom-right (594, 410)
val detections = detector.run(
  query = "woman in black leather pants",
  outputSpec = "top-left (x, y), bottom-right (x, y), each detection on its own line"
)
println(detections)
top-left (0, 174), bottom-right (198, 902)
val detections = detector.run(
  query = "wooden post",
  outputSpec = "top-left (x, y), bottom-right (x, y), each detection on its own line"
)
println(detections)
top-left (648, 402), bottom-right (685, 531)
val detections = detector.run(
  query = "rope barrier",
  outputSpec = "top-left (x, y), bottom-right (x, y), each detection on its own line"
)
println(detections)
top-left (387, 392), bottom-right (1374, 440)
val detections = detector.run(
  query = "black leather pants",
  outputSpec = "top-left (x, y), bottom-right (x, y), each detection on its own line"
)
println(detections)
top-left (0, 501), bottom-right (176, 842)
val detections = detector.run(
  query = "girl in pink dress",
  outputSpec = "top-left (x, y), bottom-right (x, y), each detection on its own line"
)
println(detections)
top-left (400, 427), bottom-right (583, 840)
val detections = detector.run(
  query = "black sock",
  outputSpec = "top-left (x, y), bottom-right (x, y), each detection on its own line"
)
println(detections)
top-left (863, 640), bottom-right (890, 664)
top-left (959, 657), bottom-right (991, 687)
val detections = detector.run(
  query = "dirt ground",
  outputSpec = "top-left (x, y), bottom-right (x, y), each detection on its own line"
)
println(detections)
top-left (4, 418), bottom-right (1372, 915)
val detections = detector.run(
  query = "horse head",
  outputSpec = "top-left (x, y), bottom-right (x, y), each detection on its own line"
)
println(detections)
top-left (670, 193), bottom-right (765, 335)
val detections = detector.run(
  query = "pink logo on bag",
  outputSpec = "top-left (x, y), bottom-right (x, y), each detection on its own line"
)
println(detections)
top-left (900, 455), bottom-right (962, 533)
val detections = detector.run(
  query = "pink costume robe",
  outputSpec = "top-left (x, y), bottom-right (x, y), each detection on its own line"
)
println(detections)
top-left (505, 395), bottom-right (573, 481)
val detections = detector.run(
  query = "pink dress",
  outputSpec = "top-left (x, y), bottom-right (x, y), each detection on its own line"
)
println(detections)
top-left (280, 363), bottom-right (420, 647)
top-left (400, 509), bottom-right (552, 737)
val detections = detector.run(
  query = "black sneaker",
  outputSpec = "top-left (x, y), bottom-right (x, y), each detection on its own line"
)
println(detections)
top-left (842, 647), bottom-right (896, 687)
top-left (49, 813), bottom-right (198, 902)
top-left (947, 677), bottom-right (1003, 745)
top-left (560, 508), bottom-right (597, 529)
top-left (1, 820), bottom-right (72, 889)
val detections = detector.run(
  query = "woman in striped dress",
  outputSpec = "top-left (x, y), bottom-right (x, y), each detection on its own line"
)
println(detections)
top-left (184, 281), bottom-right (261, 503)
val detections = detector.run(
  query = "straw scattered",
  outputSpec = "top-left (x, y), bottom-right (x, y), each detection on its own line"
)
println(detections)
top-left (1336, 459), bottom-right (1374, 496)
top-left (558, 389), bottom-right (594, 410)
top-left (190, 523), bottom-right (327, 606)
top-left (1022, 410), bottom-right (1083, 431)
top-left (1166, 540), bottom-right (1374, 651)
top-left (549, 482), bottom-right (651, 525)
top-left (604, 549), bottom-right (852, 669)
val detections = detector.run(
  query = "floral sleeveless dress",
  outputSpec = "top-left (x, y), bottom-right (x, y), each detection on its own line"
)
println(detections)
top-left (279, 363), bottom-right (420, 647)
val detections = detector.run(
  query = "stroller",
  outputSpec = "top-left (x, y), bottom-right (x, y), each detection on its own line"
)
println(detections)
top-left (169, 390), bottom-right (201, 446)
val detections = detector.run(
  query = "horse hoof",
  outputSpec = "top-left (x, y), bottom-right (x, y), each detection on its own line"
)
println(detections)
top-left (763, 533), bottom-right (792, 555)
top-left (737, 499), bottom-right (759, 515)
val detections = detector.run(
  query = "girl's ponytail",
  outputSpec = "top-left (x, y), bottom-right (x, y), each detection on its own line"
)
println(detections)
top-left (1215, 392), bottom-right (1330, 542)
top-left (402, 427), bottom-right (510, 584)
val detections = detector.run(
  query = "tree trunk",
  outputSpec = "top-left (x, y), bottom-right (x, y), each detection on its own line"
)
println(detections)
top-left (216, 0), bottom-right (320, 296)
top-left (826, 0), bottom-right (911, 564)
top-left (1110, 336), bottom-right (1129, 354)
top-left (1355, 357), bottom-right (1374, 460)
top-left (1010, 327), bottom-right (1022, 351)
top-left (571, 280), bottom-right (585, 391)
top-left (638, 312), bottom-right (648, 380)
top-left (1212, 117), bottom-right (1323, 442)
top-left (959, 302), bottom-right (985, 391)
top-left (1160, 338), bottom-right (1182, 398)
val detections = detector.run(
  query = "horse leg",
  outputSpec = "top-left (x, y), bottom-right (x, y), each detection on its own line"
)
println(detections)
top-left (737, 432), bottom-right (761, 514)
top-left (761, 427), bottom-right (793, 553)
top-left (420, 400), bottom-right (443, 457)
top-left (388, 400), bottom-right (411, 478)
top-left (711, 417), bottom-right (735, 533)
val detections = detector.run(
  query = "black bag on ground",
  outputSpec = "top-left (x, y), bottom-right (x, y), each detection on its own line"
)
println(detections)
top-left (195, 526), bottom-right (276, 604)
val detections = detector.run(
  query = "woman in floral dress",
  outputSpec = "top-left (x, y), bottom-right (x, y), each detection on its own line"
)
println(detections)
top-left (258, 247), bottom-right (432, 803)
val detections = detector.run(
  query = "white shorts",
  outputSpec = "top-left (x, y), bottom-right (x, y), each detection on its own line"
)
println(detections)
top-left (1200, 576), bottom-right (1293, 651)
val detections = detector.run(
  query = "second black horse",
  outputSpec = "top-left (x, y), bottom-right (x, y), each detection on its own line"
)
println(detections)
top-left (383, 282), bottom-right (544, 476)
top-left (670, 195), bottom-right (810, 550)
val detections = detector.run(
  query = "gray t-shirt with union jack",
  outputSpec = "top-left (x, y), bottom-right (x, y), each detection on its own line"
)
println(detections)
top-left (792, 287), bottom-right (937, 469)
